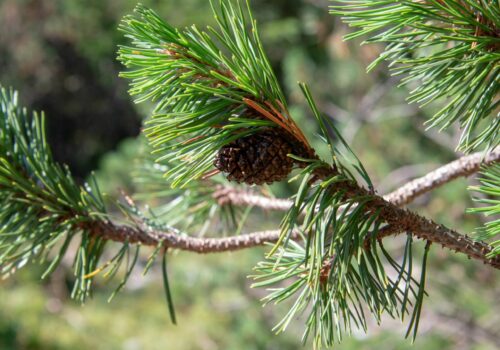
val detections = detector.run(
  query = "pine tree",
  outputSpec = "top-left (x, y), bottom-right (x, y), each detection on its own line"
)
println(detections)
top-left (0, 0), bottom-right (499, 348)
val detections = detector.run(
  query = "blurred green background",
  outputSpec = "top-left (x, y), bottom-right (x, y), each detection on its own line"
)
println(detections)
top-left (0, 0), bottom-right (498, 349)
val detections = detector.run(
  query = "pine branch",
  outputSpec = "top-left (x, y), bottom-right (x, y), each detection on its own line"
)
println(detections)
top-left (132, 154), bottom-right (250, 236)
top-left (91, 221), bottom-right (290, 253)
top-left (251, 83), bottom-right (497, 345)
top-left (0, 103), bottom-right (489, 261)
top-left (2, 1), bottom-right (498, 346)
top-left (306, 168), bottom-right (500, 269)
top-left (0, 86), bottom-right (109, 302)
top-left (72, 149), bottom-right (500, 269)
top-left (70, 149), bottom-right (500, 265)
top-left (330, 0), bottom-right (500, 152)
top-left (72, 209), bottom-right (499, 268)
top-left (213, 148), bottom-right (500, 209)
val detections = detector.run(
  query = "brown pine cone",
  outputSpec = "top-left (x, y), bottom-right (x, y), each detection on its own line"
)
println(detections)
top-left (214, 129), bottom-right (296, 185)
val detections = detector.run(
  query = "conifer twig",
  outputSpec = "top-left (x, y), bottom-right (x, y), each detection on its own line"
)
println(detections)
top-left (213, 185), bottom-right (292, 211)
top-left (385, 148), bottom-right (500, 206)
top-left (91, 221), bottom-right (292, 253)
top-left (85, 207), bottom-right (500, 268)
top-left (213, 149), bottom-right (500, 210)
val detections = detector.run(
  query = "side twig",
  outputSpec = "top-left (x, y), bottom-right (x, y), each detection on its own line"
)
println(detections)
top-left (384, 148), bottom-right (499, 206)
top-left (214, 149), bottom-right (500, 210)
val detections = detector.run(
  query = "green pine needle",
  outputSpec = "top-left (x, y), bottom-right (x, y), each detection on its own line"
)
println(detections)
top-left (468, 163), bottom-right (500, 257)
top-left (162, 250), bottom-right (177, 325)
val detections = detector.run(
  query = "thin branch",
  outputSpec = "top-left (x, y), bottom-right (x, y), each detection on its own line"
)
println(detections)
top-left (92, 221), bottom-right (295, 253)
top-left (213, 186), bottom-right (292, 211)
top-left (214, 148), bottom-right (500, 210)
top-left (384, 148), bottom-right (500, 206)
top-left (90, 209), bottom-right (500, 268)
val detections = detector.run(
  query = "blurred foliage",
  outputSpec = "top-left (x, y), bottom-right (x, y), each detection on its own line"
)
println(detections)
top-left (0, 0), bottom-right (498, 349)
top-left (0, 250), bottom-right (474, 350)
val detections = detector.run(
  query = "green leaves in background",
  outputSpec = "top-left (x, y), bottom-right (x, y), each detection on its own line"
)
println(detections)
top-left (331, 0), bottom-right (500, 152)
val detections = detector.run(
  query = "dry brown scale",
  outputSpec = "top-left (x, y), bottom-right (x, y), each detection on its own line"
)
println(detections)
top-left (214, 127), bottom-right (312, 185)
